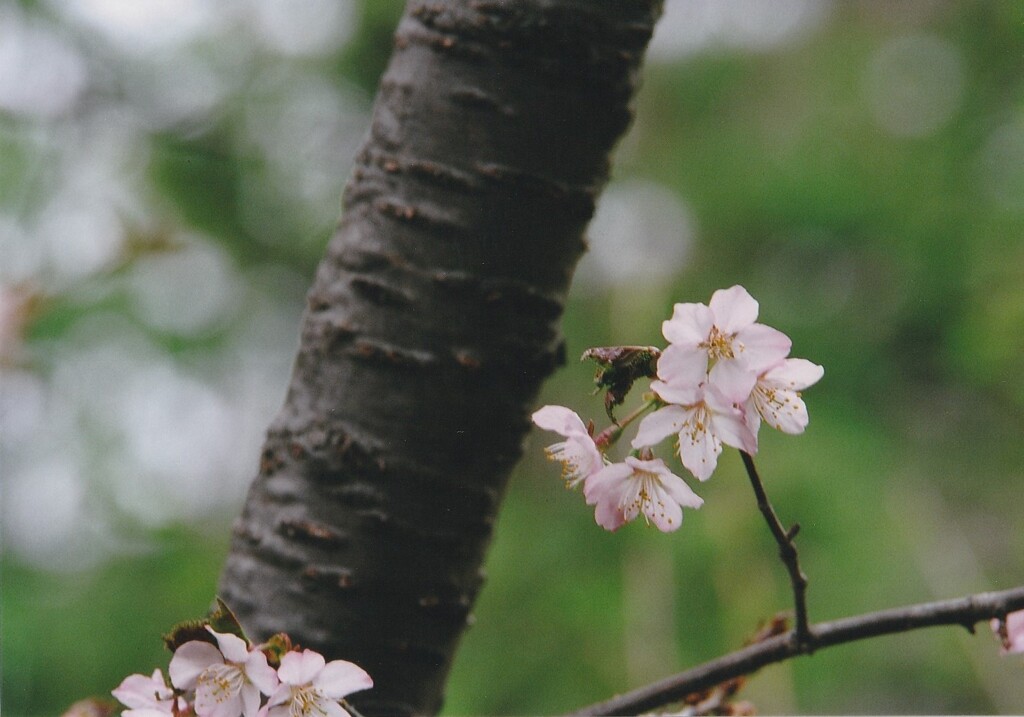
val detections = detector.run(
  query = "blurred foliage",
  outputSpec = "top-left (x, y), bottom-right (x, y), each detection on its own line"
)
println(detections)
top-left (3, 1), bottom-right (1024, 715)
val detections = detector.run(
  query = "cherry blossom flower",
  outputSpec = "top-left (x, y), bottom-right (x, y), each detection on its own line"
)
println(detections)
top-left (992, 610), bottom-right (1024, 655)
top-left (531, 405), bottom-right (604, 487)
top-left (659, 285), bottom-right (791, 395)
top-left (112, 669), bottom-right (187, 717)
top-left (583, 456), bottom-right (703, 532)
top-left (633, 380), bottom-right (757, 481)
top-left (744, 358), bottom-right (824, 437)
top-left (169, 628), bottom-right (278, 717)
top-left (262, 649), bottom-right (372, 717)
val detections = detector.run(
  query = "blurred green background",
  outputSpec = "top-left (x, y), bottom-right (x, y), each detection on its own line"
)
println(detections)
top-left (3, 0), bottom-right (1024, 714)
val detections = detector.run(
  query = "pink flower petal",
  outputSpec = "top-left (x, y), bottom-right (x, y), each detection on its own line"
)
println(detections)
top-left (113, 671), bottom-right (173, 710)
top-left (593, 496), bottom-right (626, 531)
top-left (617, 474), bottom-right (646, 524)
top-left (702, 386), bottom-right (758, 453)
top-left (733, 324), bottom-right (791, 373)
top-left (278, 650), bottom-right (326, 686)
top-left (240, 683), bottom-right (262, 717)
top-left (315, 660), bottom-right (373, 699)
top-left (655, 469), bottom-right (704, 510)
top-left (757, 387), bottom-right (809, 434)
top-left (656, 343), bottom-right (707, 387)
top-left (662, 302), bottom-right (713, 345)
top-left (583, 462), bottom-right (632, 505)
top-left (707, 359), bottom-right (757, 403)
top-left (643, 482), bottom-right (684, 532)
top-left (243, 651), bottom-right (280, 696)
top-left (548, 432), bottom-right (604, 486)
top-left (531, 405), bottom-right (587, 437)
top-left (709, 285), bottom-right (759, 334)
top-left (650, 379), bottom-right (700, 407)
top-left (632, 404), bottom-right (689, 449)
top-left (1007, 611), bottom-right (1024, 654)
top-left (264, 684), bottom-right (291, 709)
top-left (676, 406), bottom-right (722, 481)
top-left (763, 358), bottom-right (824, 390)
top-left (198, 689), bottom-right (244, 717)
top-left (208, 628), bottom-right (250, 664)
top-left (321, 701), bottom-right (350, 717)
top-left (742, 398), bottom-right (762, 438)
top-left (169, 641), bottom-right (223, 691)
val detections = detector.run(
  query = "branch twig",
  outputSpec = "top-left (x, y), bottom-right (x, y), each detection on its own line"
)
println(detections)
top-left (739, 451), bottom-right (811, 646)
top-left (564, 584), bottom-right (1024, 716)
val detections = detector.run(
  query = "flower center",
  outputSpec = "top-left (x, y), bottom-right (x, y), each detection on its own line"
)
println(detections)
top-left (546, 440), bottom-right (592, 487)
top-left (624, 472), bottom-right (663, 521)
top-left (198, 663), bottom-right (244, 705)
top-left (702, 326), bottom-right (735, 361)
top-left (289, 686), bottom-right (331, 717)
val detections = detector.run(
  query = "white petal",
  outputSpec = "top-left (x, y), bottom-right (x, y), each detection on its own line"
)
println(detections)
top-left (742, 397), bottom-right (762, 438)
top-left (545, 433), bottom-right (602, 488)
top-left (240, 684), bottom-right (262, 717)
top-left (632, 405), bottom-right (689, 448)
top-left (265, 684), bottom-right (291, 709)
top-left (662, 302), bottom-right (713, 345)
top-left (709, 285), bottom-right (758, 333)
top-left (113, 672), bottom-right (172, 709)
top-left (656, 470), bottom-right (704, 510)
top-left (320, 699), bottom-right (349, 717)
top-left (593, 496), bottom-right (626, 531)
top-left (763, 358), bottom-right (824, 391)
top-left (707, 359), bottom-right (757, 403)
top-left (315, 660), bottom-right (373, 699)
top-left (644, 482), bottom-right (684, 532)
top-left (734, 324), bottom-right (791, 373)
top-left (703, 388), bottom-right (758, 453)
top-left (622, 455), bottom-right (660, 472)
top-left (278, 650), bottom-right (326, 686)
top-left (169, 641), bottom-right (223, 691)
top-left (618, 474), bottom-right (645, 523)
top-left (531, 405), bottom-right (587, 437)
top-left (676, 406), bottom-right (722, 481)
top-left (243, 651), bottom-right (279, 696)
top-left (208, 629), bottom-right (250, 664)
top-left (1006, 611), bottom-right (1024, 654)
top-left (656, 343), bottom-right (707, 387)
top-left (650, 378), bottom-right (700, 406)
top-left (583, 462), bottom-right (632, 505)
top-left (198, 689), bottom-right (244, 717)
top-left (754, 386), bottom-right (809, 434)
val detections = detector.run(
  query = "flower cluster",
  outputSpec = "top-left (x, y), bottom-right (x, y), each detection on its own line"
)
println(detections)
top-left (113, 627), bottom-right (372, 717)
top-left (533, 286), bottom-right (822, 533)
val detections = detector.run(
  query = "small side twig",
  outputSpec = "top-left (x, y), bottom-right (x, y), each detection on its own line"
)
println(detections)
top-left (739, 451), bottom-right (811, 647)
top-left (565, 584), bottom-right (1024, 717)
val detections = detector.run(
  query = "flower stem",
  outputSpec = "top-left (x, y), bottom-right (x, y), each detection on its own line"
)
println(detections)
top-left (739, 451), bottom-right (812, 648)
top-left (342, 700), bottom-right (367, 717)
top-left (593, 398), bottom-right (659, 449)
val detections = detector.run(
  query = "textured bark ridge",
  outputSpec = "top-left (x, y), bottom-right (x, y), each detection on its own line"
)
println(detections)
top-left (218, 1), bottom-right (661, 714)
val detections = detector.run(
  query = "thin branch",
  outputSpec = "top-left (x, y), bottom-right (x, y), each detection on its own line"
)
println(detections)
top-left (565, 584), bottom-right (1024, 717)
top-left (739, 451), bottom-right (811, 646)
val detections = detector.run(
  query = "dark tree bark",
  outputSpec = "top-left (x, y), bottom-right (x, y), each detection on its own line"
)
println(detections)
top-left (218, 1), bottom-right (662, 714)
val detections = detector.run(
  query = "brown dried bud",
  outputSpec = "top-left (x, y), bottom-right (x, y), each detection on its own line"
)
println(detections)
top-left (581, 345), bottom-right (661, 420)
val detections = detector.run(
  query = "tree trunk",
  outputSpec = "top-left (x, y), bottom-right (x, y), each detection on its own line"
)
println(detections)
top-left (218, 1), bottom-right (662, 714)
